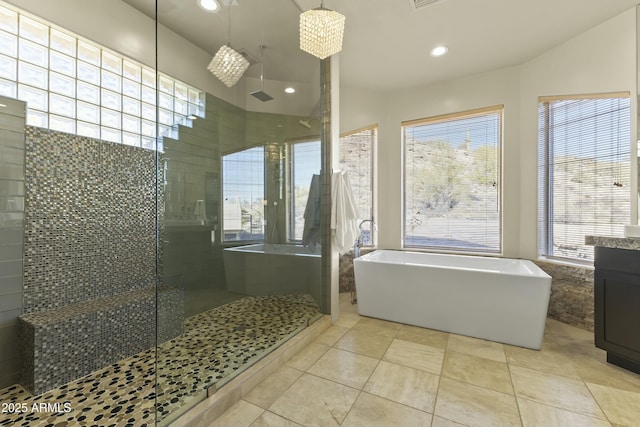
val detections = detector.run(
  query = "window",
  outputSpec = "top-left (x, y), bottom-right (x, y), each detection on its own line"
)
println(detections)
top-left (0, 3), bottom-right (204, 148)
top-left (222, 147), bottom-right (265, 241)
top-left (339, 126), bottom-right (376, 246)
top-left (289, 140), bottom-right (321, 241)
top-left (403, 106), bottom-right (502, 253)
top-left (538, 94), bottom-right (630, 262)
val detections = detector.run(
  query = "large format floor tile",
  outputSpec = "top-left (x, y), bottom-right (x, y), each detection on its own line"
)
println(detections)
top-left (518, 398), bottom-right (612, 427)
top-left (341, 392), bottom-right (432, 427)
top-left (587, 382), bottom-right (640, 426)
top-left (510, 365), bottom-right (606, 420)
top-left (203, 294), bottom-right (640, 427)
top-left (334, 328), bottom-right (394, 359)
top-left (505, 342), bottom-right (581, 379)
top-left (363, 360), bottom-right (439, 412)
top-left (307, 348), bottom-right (379, 389)
top-left (269, 374), bottom-right (359, 427)
top-left (446, 334), bottom-right (507, 363)
top-left (441, 350), bottom-right (513, 394)
top-left (434, 377), bottom-right (521, 427)
top-left (395, 324), bottom-right (450, 349)
top-left (244, 365), bottom-right (303, 409)
top-left (382, 339), bottom-right (444, 375)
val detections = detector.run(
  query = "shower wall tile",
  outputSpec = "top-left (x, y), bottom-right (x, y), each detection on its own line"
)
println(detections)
top-left (16, 126), bottom-right (182, 394)
top-left (0, 95), bottom-right (26, 390)
top-left (23, 127), bottom-right (157, 312)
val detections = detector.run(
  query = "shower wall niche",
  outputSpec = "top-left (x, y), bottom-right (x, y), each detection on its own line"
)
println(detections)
top-left (18, 127), bottom-right (183, 394)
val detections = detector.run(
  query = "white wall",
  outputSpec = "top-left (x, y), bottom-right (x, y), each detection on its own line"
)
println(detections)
top-left (383, 67), bottom-right (522, 253)
top-left (341, 7), bottom-right (637, 260)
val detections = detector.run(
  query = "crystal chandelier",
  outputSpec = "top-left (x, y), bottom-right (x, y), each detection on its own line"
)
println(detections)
top-left (299, 1), bottom-right (345, 60)
top-left (207, 45), bottom-right (249, 87)
top-left (207, 1), bottom-right (249, 87)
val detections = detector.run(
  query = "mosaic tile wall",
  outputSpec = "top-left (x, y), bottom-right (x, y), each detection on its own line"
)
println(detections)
top-left (534, 260), bottom-right (595, 331)
top-left (23, 127), bottom-right (158, 313)
top-left (17, 127), bottom-right (183, 395)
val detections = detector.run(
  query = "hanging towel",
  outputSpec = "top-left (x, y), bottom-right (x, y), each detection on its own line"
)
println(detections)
top-left (331, 170), bottom-right (359, 255)
top-left (302, 174), bottom-right (321, 247)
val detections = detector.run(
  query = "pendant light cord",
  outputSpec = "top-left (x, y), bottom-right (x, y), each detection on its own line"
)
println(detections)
top-left (227, 2), bottom-right (231, 46)
top-left (259, 45), bottom-right (265, 90)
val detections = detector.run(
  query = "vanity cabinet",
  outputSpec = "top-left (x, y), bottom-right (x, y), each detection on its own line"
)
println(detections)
top-left (594, 246), bottom-right (640, 374)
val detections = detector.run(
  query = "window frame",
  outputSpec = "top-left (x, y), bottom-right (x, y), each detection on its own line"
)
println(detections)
top-left (221, 145), bottom-right (267, 244)
top-left (339, 124), bottom-right (377, 247)
top-left (287, 138), bottom-right (322, 243)
top-left (537, 92), bottom-right (631, 264)
top-left (402, 105), bottom-right (504, 255)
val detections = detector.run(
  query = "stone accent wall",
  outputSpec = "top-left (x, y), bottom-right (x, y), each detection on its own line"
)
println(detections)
top-left (534, 260), bottom-right (594, 331)
top-left (339, 249), bottom-right (374, 294)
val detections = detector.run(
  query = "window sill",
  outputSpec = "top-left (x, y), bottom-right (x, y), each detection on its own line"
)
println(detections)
top-left (536, 256), bottom-right (594, 271)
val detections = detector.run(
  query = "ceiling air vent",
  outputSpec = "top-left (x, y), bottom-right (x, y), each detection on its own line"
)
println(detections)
top-left (410, 0), bottom-right (447, 10)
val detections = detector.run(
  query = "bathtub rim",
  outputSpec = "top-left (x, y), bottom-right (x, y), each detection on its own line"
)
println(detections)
top-left (223, 243), bottom-right (321, 257)
top-left (355, 249), bottom-right (551, 280)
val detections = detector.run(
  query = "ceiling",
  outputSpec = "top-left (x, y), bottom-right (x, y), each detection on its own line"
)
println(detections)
top-left (122, 0), bottom-right (639, 92)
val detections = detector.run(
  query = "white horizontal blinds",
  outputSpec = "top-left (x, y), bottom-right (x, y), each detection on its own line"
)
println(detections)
top-left (222, 147), bottom-right (265, 241)
top-left (403, 106), bottom-right (502, 253)
top-left (339, 126), bottom-right (376, 245)
top-left (290, 140), bottom-right (321, 241)
top-left (538, 95), bottom-right (631, 262)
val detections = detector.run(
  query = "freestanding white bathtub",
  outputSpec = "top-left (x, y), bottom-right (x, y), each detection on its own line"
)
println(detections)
top-left (353, 250), bottom-right (551, 349)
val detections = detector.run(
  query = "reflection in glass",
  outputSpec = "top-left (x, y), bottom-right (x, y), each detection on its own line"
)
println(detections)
top-left (223, 147), bottom-right (266, 242)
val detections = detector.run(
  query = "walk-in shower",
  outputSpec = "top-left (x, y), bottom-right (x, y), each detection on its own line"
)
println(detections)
top-left (0, 0), bottom-right (330, 425)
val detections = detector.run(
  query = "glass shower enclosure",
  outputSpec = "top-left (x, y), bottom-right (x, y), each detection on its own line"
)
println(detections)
top-left (0, 0), bottom-right (330, 425)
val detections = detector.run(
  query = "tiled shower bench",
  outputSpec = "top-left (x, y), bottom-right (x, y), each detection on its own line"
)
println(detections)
top-left (18, 286), bottom-right (183, 395)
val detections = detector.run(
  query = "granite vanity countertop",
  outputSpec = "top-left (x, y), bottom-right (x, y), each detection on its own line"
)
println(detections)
top-left (585, 235), bottom-right (640, 251)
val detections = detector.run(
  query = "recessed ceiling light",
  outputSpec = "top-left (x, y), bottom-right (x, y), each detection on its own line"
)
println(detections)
top-left (284, 87), bottom-right (295, 94)
top-left (0, 103), bottom-right (6, 108)
top-left (198, 0), bottom-right (219, 12)
top-left (430, 45), bottom-right (448, 57)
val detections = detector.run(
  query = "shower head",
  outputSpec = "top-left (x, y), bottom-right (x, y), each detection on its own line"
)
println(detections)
top-left (251, 45), bottom-right (273, 102)
top-left (298, 119), bottom-right (312, 129)
top-left (250, 90), bottom-right (274, 102)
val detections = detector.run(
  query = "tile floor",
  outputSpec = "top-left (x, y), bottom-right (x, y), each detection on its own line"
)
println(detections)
top-left (208, 294), bottom-right (640, 427)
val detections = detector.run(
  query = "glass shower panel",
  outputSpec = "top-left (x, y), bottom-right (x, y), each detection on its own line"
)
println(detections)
top-left (0, 2), bottom-right (158, 427)
top-left (155, 0), bottom-right (328, 423)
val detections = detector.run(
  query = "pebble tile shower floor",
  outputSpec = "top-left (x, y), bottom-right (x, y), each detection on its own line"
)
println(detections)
top-left (0, 294), bottom-right (320, 427)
